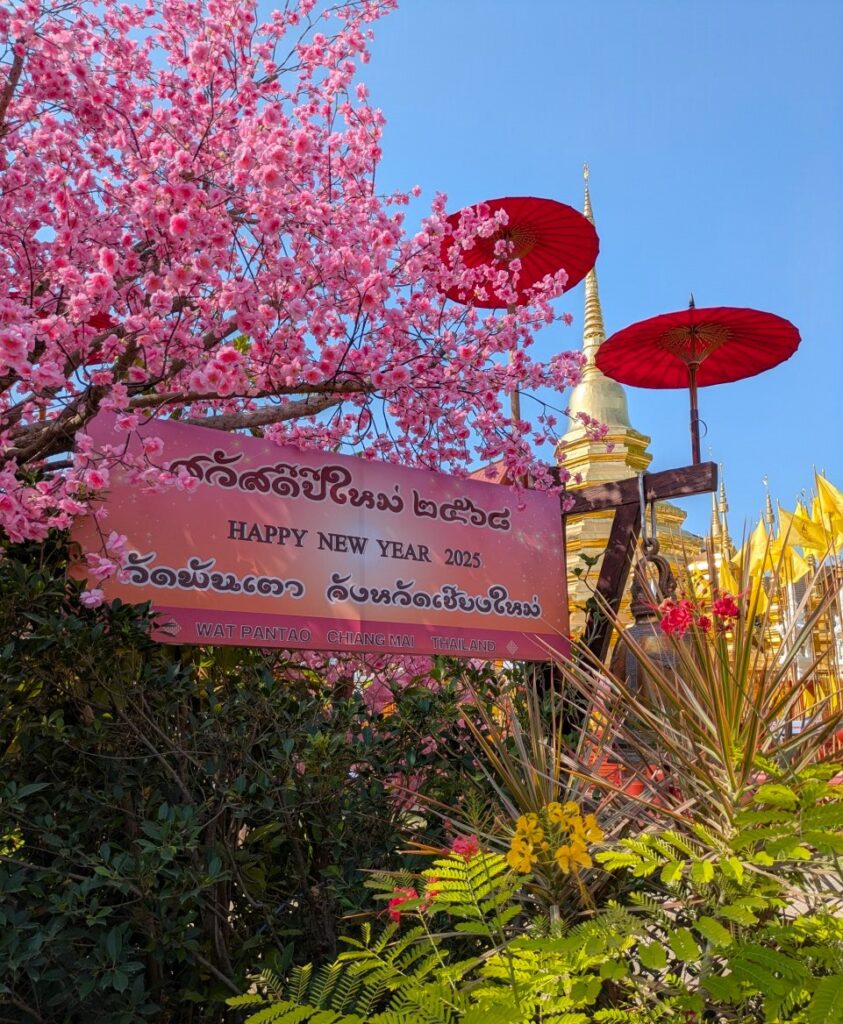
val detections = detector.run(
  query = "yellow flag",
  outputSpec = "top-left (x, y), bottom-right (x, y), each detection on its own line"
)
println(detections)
top-left (788, 546), bottom-right (812, 583)
top-left (810, 496), bottom-right (843, 552)
top-left (747, 573), bottom-right (769, 615)
top-left (778, 506), bottom-right (828, 557)
top-left (735, 519), bottom-right (772, 577)
top-left (816, 474), bottom-right (843, 522)
top-left (717, 558), bottom-right (741, 597)
top-left (771, 536), bottom-right (811, 584)
top-left (815, 476), bottom-right (843, 551)
top-left (732, 520), bottom-right (773, 615)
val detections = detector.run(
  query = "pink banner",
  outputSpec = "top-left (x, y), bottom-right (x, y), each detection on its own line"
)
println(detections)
top-left (71, 417), bottom-right (569, 660)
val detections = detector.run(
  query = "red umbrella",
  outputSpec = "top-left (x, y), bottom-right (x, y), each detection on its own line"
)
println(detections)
top-left (440, 196), bottom-right (599, 309)
top-left (596, 300), bottom-right (800, 464)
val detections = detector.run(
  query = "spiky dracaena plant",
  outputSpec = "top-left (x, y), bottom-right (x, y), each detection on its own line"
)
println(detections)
top-left (557, 541), bottom-right (843, 844)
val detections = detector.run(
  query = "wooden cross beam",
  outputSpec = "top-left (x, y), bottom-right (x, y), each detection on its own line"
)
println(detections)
top-left (561, 462), bottom-right (718, 662)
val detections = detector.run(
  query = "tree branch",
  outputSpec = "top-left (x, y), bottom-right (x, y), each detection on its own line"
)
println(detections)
top-left (128, 378), bottom-right (369, 409)
top-left (193, 953), bottom-right (240, 995)
top-left (0, 49), bottom-right (25, 137)
top-left (184, 391), bottom-right (357, 431)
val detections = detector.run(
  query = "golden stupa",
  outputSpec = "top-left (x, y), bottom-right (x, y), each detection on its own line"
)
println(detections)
top-left (558, 167), bottom-right (701, 633)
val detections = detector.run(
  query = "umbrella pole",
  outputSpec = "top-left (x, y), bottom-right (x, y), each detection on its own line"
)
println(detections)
top-left (510, 372), bottom-right (521, 424)
top-left (506, 302), bottom-right (529, 487)
top-left (688, 363), bottom-right (701, 465)
top-left (507, 303), bottom-right (520, 426)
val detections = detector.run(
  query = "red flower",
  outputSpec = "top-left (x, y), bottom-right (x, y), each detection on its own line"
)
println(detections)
top-left (387, 886), bottom-right (418, 923)
top-left (450, 835), bottom-right (481, 862)
top-left (425, 875), bottom-right (441, 903)
top-left (659, 598), bottom-right (695, 636)
top-left (696, 615), bottom-right (712, 633)
top-left (712, 594), bottom-right (740, 619)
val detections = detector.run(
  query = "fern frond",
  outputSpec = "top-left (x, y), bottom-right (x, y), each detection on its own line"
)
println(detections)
top-left (257, 968), bottom-right (288, 1000)
top-left (289, 964), bottom-right (313, 1005)
top-left (228, 994), bottom-right (266, 1007)
top-left (626, 891), bottom-right (671, 930)
top-left (804, 975), bottom-right (843, 1024)
top-left (309, 962), bottom-right (344, 1008)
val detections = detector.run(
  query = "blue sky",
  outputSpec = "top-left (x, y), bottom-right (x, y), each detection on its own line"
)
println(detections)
top-left (360, 0), bottom-right (843, 536)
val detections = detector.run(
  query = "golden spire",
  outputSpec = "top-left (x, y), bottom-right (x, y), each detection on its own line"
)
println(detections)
top-left (710, 490), bottom-right (722, 542)
top-left (563, 166), bottom-right (631, 433)
top-left (763, 476), bottom-right (775, 527)
top-left (718, 468), bottom-right (729, 519)
top-left (581, 163), bottom-right (606, 361)
top-left (717, 465), bottom-right (733, 552)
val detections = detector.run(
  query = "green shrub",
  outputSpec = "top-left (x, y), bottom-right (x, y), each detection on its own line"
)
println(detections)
top-left (0, 539), bottom-right (486, 1022)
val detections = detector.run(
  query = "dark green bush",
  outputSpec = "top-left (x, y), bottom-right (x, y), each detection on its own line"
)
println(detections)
top-left (0, 539), bottom-right (483, 1022)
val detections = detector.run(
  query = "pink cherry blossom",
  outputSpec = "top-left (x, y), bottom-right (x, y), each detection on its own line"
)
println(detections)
top-left (169, 214), bottom-right (190, 237)
top-left (0, 0), bottom-right (588, 557)
top-left (84, 469), bottom-right (109, 490)
top-left (142, 436), bottom-right (165, 457)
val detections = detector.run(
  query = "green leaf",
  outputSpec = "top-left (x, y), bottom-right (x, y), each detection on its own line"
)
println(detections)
top-left (14, 782), bottom-right (50, 799)
top-left (599, 961), bottom-right (628, 981)
top-left (638, 942), bottom-right (668, 971)
top-left (690, 860), bottom-right (714, 884)
top-left (105, 926), bottom-right (121, 962)
top-left (696, 916), bottom-right (732, 947)
top-left (718, 903), bottom-right (759, 926)
top-left (669, 928), bottom-right (700, 963)
top-left (720, 855), bottom-right (745, 884)
top-left (660, 860), bottom-right (684, 885)
top-left (803, 829), bottom-right (843, 853)
top-left (594, 851), bottom-right (640, 871)
top-left (704, 972), bottom-right (743, 1003)
top-left (568, 975), bottom-right (603, 1005)
top-left (753, 783), bottom-right (798, 808)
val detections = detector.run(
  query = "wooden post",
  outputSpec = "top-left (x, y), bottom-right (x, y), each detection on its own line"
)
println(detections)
top-left (580, 501), bottom-right (641, 662)
top-left (561, 461), bottom-right (718, 663)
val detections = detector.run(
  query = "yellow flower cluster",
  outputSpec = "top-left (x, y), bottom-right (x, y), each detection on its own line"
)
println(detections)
top-left (506, 802), bottom-right (604, 876)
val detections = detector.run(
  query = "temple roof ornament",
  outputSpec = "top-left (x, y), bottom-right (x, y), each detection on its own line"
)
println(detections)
top-left (708, 463), bottom-right (734, 555)
top-left (565, 165), bottom-right (632, 435)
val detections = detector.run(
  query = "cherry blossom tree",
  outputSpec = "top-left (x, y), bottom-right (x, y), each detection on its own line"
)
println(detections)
top-left (0, 0), bottom-right (585, 545)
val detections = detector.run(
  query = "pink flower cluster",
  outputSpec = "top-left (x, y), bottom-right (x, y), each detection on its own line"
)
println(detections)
top-left (449, 834), bottom-right (481, 862)
top-left (659, 592), bottom-right (742, 636)
top-left (658, 598), bottom-right (696, 636)
top-left (712, 594), bottom-right (740, 619)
